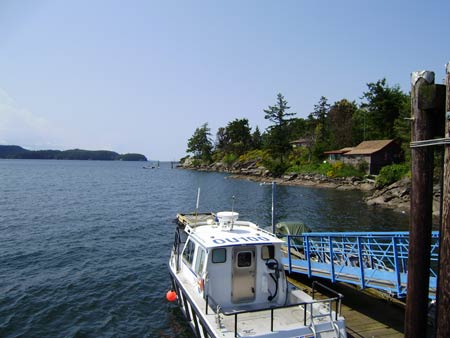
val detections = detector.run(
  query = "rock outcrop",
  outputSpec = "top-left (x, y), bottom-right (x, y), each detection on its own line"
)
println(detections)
top-left (365, 177), bottom-right (441, 218)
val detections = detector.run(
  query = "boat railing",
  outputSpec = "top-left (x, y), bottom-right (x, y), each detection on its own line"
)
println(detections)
top-left (311, 280), bottom-right (343, 320)
top-left (205, 282), bottom-right (344, 337)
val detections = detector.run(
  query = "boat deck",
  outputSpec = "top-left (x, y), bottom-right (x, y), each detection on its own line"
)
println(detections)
top-left (176, 212), bottom-right (216, 227)
top-left (219, 306), bottom-right (338, 337)
top-left (173, 270), bottom-right (343, 337)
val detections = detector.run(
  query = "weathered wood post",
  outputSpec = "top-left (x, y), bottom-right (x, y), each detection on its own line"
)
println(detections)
top-left (405, 71), bottom-right (436, 338)
top-left (436, 62), bottom-right (450, 337)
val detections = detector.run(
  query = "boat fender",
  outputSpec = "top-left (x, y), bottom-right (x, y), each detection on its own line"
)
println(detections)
top-left (166, 290), bottom-right (177, 302)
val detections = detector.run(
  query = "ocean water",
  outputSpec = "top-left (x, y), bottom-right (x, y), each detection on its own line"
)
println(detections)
top-left (0, 160), bottom-right (409, 337)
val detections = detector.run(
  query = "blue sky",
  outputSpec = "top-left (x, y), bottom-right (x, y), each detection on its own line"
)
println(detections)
top-left (1, 0), bottom-right (449, 160)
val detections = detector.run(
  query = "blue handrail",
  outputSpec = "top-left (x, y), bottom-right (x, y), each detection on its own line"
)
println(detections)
top-left (282, 231), bottom-right (439, 299)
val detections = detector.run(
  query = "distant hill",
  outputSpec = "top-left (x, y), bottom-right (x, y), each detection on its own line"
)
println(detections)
top-left (0, 145), bottom-right (147, 161)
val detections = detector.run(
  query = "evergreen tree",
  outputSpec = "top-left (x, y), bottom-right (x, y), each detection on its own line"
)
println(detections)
top-left (328, 99), bottom-right (357, 149)
top-left (360, 79), bottom-right (408, 140)
top-left (187, 123), bottom-right (213, 162)
top-left (264, 93), bottom-right (296, 160)
top-left (308, 96), bottom-right (330, 159)
top-left (251, 126), bottom-right (263, 149)
top-left (215, 127), bottom-right (229, 152)
top-left (225, 118), bottom-right (252, 155)
top-left (393, 98), bottom-right (412, 162)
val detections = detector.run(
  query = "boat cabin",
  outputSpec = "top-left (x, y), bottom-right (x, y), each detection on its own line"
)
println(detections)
top-left (173, 212), bottom-right (287, 311)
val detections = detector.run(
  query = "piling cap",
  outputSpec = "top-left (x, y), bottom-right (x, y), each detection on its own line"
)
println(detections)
top-left (411, 71), bottom-right (434, 86)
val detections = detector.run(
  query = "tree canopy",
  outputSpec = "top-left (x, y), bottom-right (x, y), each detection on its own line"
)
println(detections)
top-left (263, 93), bottom-right (296, 161)
top-left (186, 123), bottom-right (213, 162)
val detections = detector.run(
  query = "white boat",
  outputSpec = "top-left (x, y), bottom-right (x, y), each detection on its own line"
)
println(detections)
top-left (168, 211), bottom-right (347, 337)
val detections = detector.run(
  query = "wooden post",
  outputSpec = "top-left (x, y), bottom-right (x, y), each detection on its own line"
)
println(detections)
top-left (405, 71), bottom-right (435, 338)
top-left (436, 63), bottom-right (450, 337)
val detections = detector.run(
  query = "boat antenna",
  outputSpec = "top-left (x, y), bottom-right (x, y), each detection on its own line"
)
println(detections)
top-left (196, 187), bottom-right (201, 214)
top-left (195, 187), bottom-right (201, 225)
top-left (271, 181), bottom-right (276, 234)
top-left (231, 195), bottom-right (235, 230)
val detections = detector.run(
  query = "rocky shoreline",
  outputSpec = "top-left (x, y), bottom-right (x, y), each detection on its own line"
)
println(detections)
top-left (179, 159), bottom-right (441, 218)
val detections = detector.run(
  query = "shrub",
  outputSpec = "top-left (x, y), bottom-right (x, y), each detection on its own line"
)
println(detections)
top-left (238, 149), bottom-right (269, 164)
top-left (375, 163), bottom-right (409, 188)
top-left (263, 158), bottom-right (290, 177)
top-left (333, 163), bottom-right (364, 178)
top-left (222, 153), bottom-right (237, 167)
top-left (191, 159), bottom-right (202, 167)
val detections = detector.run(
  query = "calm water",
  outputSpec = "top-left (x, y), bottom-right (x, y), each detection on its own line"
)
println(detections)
top-left (0, 160), bottom-right (409, 337)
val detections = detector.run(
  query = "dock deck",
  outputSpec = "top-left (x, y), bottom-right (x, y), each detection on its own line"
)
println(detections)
top-left (288, 275), bottom-right (405, 337)
top-left (288, 274), bottom-right (435, 337)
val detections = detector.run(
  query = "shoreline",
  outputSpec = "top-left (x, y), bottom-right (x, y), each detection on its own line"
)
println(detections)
top-left (180, 165), bottom-right (424, 217)
top-left (227, 172), bottom-right (375, 192)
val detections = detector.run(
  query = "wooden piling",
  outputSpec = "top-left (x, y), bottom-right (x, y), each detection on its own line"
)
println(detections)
top-left (405, 71), bottom-right (435, 338)
top-left (436, 63), bottom-right (450, 338)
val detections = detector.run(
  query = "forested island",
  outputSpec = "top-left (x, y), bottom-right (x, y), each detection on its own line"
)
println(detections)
top-left (0, 145), bottom-right (147, 161)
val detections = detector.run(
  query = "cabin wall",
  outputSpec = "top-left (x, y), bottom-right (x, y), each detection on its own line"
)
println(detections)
top-left (206, 247), bottom-right (232, 306)
top-left (205, 244), bottom-right (286, 308)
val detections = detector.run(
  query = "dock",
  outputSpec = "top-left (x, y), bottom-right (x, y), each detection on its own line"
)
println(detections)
top-left (288, 274), bottom-right (435, 337)
top-left (282, 231), bottom-right (438, 299)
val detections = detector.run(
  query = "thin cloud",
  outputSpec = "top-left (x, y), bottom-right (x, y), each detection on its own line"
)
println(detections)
top-left (0, 88), bottom-right (61, 149)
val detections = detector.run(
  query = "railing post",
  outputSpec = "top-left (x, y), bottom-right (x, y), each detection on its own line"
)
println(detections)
top-left (329, 236), bottom-right (335, 283)
top-left (357, 237), bottom-right (365, 289)
top-left (392, 237), bottom-right (402, 295)
top-left (287, 235), bottom-right (292, 274)
top-left (305, 235), bottom-right (312, 278)
top-left (303, 304), bottom-right (307, 325)
top-left (271, 308), bottom-right (274, 332)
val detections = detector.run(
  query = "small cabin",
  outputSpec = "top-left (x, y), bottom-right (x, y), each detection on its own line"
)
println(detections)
top-left (324, 140), bottom-right (403, 175)
top-left (290, 138), bottom-right (313, 148)
top-left (342, 140), bottom-right (402, 175)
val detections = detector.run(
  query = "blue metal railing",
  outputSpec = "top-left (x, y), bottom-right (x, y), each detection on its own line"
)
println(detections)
top-left (282, 231), bottom-right (439, 299)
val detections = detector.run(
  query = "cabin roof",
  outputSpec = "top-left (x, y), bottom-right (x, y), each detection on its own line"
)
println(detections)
top-left (323, 147), bottom-right (354, 155)
top-left (189, 222), bottom-right (284, 248)
top-left (344, 139), bottom-right (395, 155)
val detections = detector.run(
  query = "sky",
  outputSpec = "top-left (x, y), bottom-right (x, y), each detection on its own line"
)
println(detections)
top-left (1, 1), bottom-right (450, 161)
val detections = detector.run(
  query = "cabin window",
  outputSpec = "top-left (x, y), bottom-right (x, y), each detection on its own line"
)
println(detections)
top-left (212, 248), bottom-right (226, 263)
top-left (261, 245), bottom-right (275, 260)
top-left (194, 247), bottom-right (206, 275)
top-left (182, 240), bottom-right (196, 267)
top-left (237, 251), bottom-right (252, 268)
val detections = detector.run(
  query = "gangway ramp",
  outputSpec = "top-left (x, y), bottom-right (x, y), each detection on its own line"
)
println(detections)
top-left (281, 231), bottom-right (439, 299)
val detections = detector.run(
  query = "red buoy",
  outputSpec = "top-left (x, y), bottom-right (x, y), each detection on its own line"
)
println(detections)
top-left (166, 290), bottom-right (177, 302)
